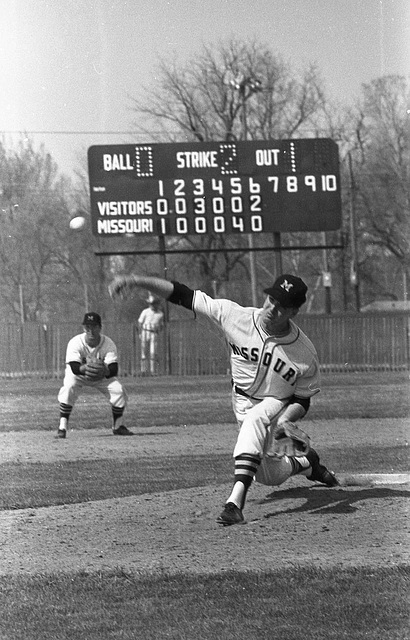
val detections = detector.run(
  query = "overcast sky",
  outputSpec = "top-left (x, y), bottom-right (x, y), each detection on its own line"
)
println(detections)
top-left (1, 0), bottom-right (409, 178)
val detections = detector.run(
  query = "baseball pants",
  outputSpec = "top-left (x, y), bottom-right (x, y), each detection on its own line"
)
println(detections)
top-left (58, 372), bottom-right (127, 408)
top-left (140, 330), bottom-right (159, 373)
top-left (231, 391), bottom-right (307, 486)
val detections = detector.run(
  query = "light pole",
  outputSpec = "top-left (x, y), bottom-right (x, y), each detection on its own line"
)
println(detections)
top-left (232, 75), bottom-right (262, 306)
top-left (322, 231), bottom-right (332, 314)
top-left (348, 152), bottom-right (361, 311)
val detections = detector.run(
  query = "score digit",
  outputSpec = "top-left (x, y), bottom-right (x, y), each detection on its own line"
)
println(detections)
top-left (322, 175), bottom-right (338, 191)
top-left (232, 216), bottom-right (244, 232)
top-left (230, 177), bottom-right (242, 193)
top-left (286, 176), bottom-right (298, 192)
top-left (193, 178), bottom-right (204, 195)
top-left (211, 178), bottom-right (223, 194)
top-left (305, 175), bottom-right (316, 191)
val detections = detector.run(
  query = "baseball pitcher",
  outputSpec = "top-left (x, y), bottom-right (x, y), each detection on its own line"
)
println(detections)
top-left (109, 274), bottom-right (339, 525)
top-left (57, 312), bottom-right (133, 438)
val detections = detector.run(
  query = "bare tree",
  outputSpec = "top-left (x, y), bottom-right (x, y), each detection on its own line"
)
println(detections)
top-left (132, 39), bottom-right (327, 142)
top-left (0, 140), bottom-right (66, 320)
top-left (348, 75), bottom-right (410, 302)
top-left (128, 39), bottom-right (332, 297)
top-left (0, 138), bottom-right (110, 322)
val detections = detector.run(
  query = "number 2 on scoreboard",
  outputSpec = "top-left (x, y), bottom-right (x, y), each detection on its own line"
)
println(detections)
top-left (250, 194), bottom-right (261, 211)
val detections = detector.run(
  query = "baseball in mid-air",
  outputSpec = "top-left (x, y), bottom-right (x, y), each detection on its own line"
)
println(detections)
top-left (69, 216), bottom-right (86, 231)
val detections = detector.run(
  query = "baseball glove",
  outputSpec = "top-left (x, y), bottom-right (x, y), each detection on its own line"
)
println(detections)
top-left (83, 361), bottom-right (108, 381)
top-left (270, 420), bottom-right (311, 458)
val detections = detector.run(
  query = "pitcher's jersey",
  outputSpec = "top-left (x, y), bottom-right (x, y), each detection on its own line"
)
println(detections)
top-left (65, 333), bottom-right (118, 372)
top-left (193, 290), bottom-right (320, 401)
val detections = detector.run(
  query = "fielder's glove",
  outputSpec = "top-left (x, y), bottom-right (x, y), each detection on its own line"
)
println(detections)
top-left (270, 420), bottom-right (311, 458)
top-left (83, 361), bottom-right (108, 381)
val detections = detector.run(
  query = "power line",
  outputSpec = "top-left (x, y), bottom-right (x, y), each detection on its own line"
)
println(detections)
top-left (0, 130), bottom-right (155, 135)
top-left (1, 129), bottom-right (342, 137)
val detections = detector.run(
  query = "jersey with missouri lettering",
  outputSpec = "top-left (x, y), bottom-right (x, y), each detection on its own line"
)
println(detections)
top-left (193, 290), bottom-right (320, 401)
top-left (64, 333), bottom-right (118, 374)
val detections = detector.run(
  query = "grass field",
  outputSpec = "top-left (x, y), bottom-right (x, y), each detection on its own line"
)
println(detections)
top-left (0, 371), bottom-right (409, 639)
top-left (1, 370), bottom-right (409, 431)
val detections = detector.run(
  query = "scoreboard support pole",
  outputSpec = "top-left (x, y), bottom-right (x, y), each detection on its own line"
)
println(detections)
top-left (158, 234), bottom-right (172, 375)
top-left (273, 232), bottom-right (283, 276)
top-left (248, 234), bottom-right (258, 306)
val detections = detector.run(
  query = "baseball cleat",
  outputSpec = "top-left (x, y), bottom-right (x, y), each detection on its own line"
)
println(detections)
top-left (113, 425), bottom-right (134, 436)
top-left (216, 502), bottom-right (245, 526)
top-left (306, 449), bottom-right (339, 486)
top-left (57, 428), bottom-right (66, 439)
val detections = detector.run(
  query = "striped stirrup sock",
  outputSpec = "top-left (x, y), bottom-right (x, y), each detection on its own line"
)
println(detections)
top-left (59, 403), bottom-right (72, 419)
top-left (226, 454), bottom-right (261, 509)
top-left (234, 453), bottom-right (261, 483)
top-left (111, 406), bottom-right (124, 419)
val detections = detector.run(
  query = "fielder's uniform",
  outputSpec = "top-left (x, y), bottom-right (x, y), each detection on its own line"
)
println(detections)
top-left (138, 306), bottom-right (164, 374)
top-left (58, 333), bottom-right (127, 409)
top-left (169, 282), bottom-right (320, 486)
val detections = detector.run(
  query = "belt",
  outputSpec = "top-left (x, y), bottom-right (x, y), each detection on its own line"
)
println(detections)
top-left (231, 380), bottom-right (257, 399)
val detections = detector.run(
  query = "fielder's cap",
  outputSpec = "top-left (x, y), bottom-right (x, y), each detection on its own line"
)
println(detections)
top-left (264, 274), bottom-right (308, 308)
top-left (147, 293), bottom-right (160, 304)
top-left (82, 311), bottom-right (102, 326)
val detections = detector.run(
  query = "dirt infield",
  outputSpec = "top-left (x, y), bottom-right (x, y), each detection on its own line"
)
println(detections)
top-left (1, 420), bottom-right (409, 576)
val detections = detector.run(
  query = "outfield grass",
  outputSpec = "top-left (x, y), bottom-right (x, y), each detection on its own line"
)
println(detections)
top-left (0, 371), bottom-right (409, 432)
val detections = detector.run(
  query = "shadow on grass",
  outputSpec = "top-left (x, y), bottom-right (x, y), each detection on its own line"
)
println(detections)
top-left (257, 485), bottom-right (410, 518)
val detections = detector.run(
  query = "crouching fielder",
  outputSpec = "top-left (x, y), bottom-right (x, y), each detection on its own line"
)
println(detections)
top-left (57, 312), bottom-right (132, 438)
top-left (109, 274), bottom-right (338, 525)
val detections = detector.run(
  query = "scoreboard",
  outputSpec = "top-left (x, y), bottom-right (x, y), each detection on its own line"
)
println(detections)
top-left (88, 139), bottom-right (341, 237)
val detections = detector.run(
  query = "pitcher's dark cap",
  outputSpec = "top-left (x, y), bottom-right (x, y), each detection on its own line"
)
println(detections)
top-left (82, 312), bottom-right (102, 326)
top-left (264, 274), bottom-right (307, 308)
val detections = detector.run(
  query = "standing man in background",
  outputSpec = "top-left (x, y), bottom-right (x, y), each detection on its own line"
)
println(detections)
top-left (109, 273), bottom-right (338, 526)
top-left (57, 312), bottom-right (133, 438)
top-left (138, 294), bottom-right (164, 376)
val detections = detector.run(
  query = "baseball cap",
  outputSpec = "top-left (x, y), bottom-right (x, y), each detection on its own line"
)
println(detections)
top-left (82, 311), bottom-right (102, 326)
top-left (263, 274), bottom-right (308, 308)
